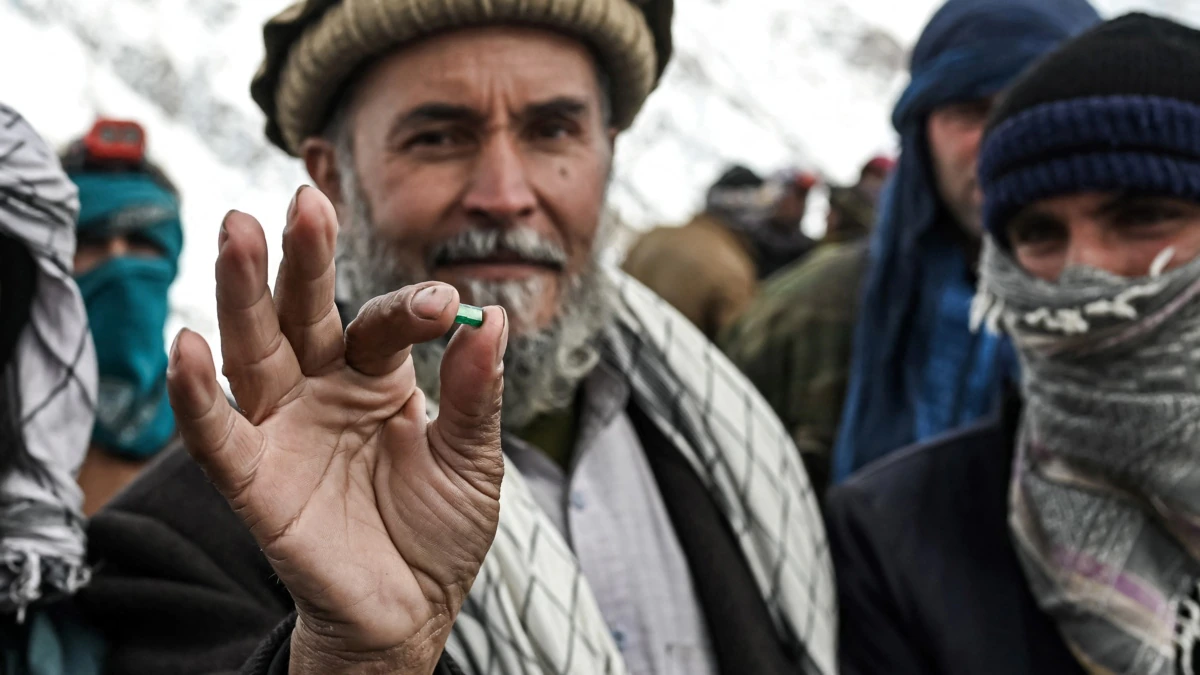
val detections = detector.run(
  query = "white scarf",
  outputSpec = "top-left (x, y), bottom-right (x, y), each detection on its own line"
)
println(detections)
top-left (443, 269), bottom-right (837, 675)
top-left (0, 104), bottom-right (96, 620)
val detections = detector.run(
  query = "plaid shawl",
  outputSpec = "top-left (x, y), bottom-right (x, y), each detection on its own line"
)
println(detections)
top-left (0, 104), bottom-right (96, 620)
top-left (444, 269), bottom-right (836, 675)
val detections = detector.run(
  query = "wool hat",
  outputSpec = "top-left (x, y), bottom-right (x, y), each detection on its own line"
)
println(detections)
top-left (862, 155), bottom-right (895, 177)
top-left (979, 13), bottom-right (1200, 242)
top-left (251, 0), bottom-right (674, 155)
top-left (712, 165), bottom-right (764, 189)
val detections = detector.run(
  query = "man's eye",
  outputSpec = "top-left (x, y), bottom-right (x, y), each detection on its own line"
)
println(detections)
top-left (944, 100), bottom-right (993, 124)
top-left (1008, 221), bottom-right (1064, 246)
top-left (127, 232), bottom-right (164, 256)
top-left (1114, 206), bottom-right (1183, 229)
top-left (532, 122), bottom-right (572, 141)
top-left (407, 131), bottom-right (458, 148)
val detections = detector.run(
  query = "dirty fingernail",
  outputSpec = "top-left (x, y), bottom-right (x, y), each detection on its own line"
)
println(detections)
top-left (412, 285), bottom-right (453, 320)
top-left (288, 185), bottom-right (307, 220)
top-left (219, 211), bottom-right (235, 249)
top-left (496, 307), bottom-right (509, 362)
top-left (168, 329), bottom-right (185, 371)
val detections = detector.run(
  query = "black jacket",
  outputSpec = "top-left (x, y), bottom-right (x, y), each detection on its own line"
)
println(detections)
top-left (824, 400), bottom-right (1085, 675)
top-left (78, 404), bottom-right (803, 674)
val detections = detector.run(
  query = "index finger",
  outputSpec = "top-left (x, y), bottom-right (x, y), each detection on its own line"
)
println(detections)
top-left (343, 282), bottom-right (461, 376)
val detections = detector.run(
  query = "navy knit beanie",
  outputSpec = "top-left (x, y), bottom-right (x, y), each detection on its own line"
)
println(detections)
top-left (979, 13), bottom-right (1200, 243)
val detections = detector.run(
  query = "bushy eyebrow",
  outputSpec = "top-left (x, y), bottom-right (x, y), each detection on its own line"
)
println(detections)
top-left (1093, 194), bottom-right (1183, 218)
top-left (1006, 207), bottom-right (1064, 237)
top-left (518, 97), bottom-right (588, 123)
top-left (386, 97), bottom-right (593, 141)
top-left (386, 103), bottom-right (487, 143)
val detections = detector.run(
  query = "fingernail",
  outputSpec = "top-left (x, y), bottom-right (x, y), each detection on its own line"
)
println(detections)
top-left (288, 185), bottom-right (307, 219)
top-left (412, 285), bottom-right (453, 320)
top-left (219, 211), bottom-right (235, 249)
top-left (168, 329), bottom-right (185, 371)
top-left (496, 307), bottom-right (509, 362)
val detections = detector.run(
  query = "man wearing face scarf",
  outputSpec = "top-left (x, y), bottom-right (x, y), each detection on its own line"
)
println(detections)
top-left (0, 105), bottom-right (104, 674)
top-left (827, 14), bottom-right (1200, 674)
top-left (828, 0), bottom-right (1101, 484)
top-left (59, 121), bottom-right (183, 515)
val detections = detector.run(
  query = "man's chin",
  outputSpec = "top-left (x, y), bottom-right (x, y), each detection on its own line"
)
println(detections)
top-left (436, 262), bottom-right (559, 284)
top-left (437, 267), bottom-right (563, 332)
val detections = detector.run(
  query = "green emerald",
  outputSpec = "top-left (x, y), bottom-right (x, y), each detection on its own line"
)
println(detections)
top-left (455, 304), bottom-right (485, 328)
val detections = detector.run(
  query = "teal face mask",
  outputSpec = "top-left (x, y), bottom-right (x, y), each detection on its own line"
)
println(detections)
top-left (75, 256), bottom-right (175, 459)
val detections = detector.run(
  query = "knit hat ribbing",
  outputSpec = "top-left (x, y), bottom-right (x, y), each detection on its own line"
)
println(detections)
top-left (979, 13), bottom-right (1200, 241)
top-left (251, 0), bottom-right (673, 155)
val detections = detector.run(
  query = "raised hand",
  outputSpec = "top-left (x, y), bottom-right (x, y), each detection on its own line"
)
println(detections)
top-left (165, 186), bottom-right (507, 674)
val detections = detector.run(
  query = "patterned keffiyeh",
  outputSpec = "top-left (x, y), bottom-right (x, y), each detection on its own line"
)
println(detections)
top-left (0, 104), bottom-right (97, 620)
top-left (442, 269), bottom-right (837, 675)
top-left (975, 239), bottom-right (1200, 675)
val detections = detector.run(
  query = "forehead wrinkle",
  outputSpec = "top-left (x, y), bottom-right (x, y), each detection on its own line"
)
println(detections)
top-left (359, 30), bottom-right (601, 120)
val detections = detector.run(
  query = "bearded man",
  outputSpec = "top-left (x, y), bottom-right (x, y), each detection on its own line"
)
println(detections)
top-left (76, 1), bottom-right (835, 674)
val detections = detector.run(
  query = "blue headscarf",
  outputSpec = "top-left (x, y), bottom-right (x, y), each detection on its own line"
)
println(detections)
top-left (70, 172), bottom-right (183, 459)
top-left (831, 0), bottom-right (1100, 483)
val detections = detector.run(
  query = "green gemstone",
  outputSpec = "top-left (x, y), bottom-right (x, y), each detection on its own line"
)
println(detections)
top-left (455, 304), bottom-right (485, 328)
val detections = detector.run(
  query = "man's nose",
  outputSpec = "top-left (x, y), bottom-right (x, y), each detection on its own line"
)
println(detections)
top-left (1064, 236), bottom-right (1131, 277)
top-left (106, 237), bottom-right (130, 258)
top-left (462, 136), bottom-right (537, 222)
top-left (964, 121), bottom-right (986, 166)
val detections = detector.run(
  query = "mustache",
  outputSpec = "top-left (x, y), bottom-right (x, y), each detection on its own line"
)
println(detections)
top-left (429, 227), bottom-right (568, 269)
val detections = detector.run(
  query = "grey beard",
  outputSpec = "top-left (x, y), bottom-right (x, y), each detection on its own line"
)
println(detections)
top-left (334, 181), bottom-right (617, 430)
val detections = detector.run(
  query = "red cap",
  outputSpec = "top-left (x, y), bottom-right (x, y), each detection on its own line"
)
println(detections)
top-left (791, 170), bottom-right (818, 191)
top-left (864, 155), bottom-right (896, 176)
top-left (82, 118), bottom-right (146, 165)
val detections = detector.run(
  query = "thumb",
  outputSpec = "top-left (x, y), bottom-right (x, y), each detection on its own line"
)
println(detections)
top-left (427, 306), bottom-right (507, 492)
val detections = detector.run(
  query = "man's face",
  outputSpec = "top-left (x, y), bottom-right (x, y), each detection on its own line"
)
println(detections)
top-left (858, 168), bottom-right (888, 205)
top-left (926, 97), bottom-right (994, 237)
top-left (771, 186), bottom-right (810, 230)
top-left (1006, 192), bottom-right (1200, 282)
top-left (321, 26), bottom-right (615, 333)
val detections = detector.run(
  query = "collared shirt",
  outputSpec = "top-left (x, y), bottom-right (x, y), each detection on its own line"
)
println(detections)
top-left (504, 363), bottom-right (719, 675)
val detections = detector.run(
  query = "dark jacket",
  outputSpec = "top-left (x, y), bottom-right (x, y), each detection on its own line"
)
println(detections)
top-left (77, 402), bottom-right (800, 675)
top-left (824, 399), bottom-right (1085, 675)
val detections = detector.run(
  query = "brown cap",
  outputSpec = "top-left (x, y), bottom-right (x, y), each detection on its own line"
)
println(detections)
top-left (251, 0), bottom-right (674, 155)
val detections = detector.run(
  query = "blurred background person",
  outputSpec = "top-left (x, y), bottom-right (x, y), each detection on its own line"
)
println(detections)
top-left (829, 0), bottom-right (1101, 483)
top-left (59, 119), bottom-right (184, 515)
top-left (821, 155), bottom-right (894, 245)
top-left (756, 168), bottom-right (821, 278)
top-left (0, 103), bottom-right (103, 675)
top-left (855, 154), bottom-right (895, 207)
top-left (720, 157), bottom-right (892, 492)
top-left (624, 164), bottom-right (817, 339)
top-left (829, 16), bottom-right (1200, 673)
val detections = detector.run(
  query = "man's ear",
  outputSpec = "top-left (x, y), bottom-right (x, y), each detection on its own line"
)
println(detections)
top-left (301, 137), bottom-right (344, 208)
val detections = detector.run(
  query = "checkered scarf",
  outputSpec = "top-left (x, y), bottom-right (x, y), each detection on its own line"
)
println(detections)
top-left (974, 239), bottom-right (1200, 675)
top-left (0, 104), bottom-right (96, 620)
top-left (444, 269), bottom-right (836, 675)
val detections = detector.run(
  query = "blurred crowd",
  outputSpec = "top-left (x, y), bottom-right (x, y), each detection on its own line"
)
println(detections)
top-left (3, 0), bottom-right (1200, 674)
